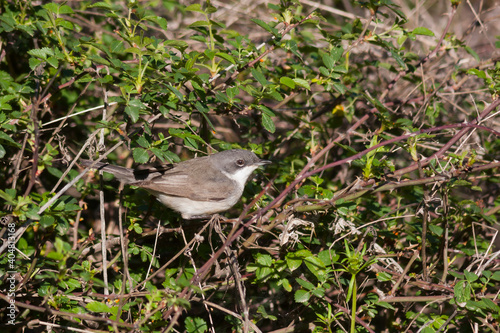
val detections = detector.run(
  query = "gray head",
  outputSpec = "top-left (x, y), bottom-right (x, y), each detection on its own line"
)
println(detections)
top-left (210, 149), bottom-right (271, 184)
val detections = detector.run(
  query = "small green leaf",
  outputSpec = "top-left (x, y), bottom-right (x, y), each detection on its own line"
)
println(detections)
top-left (28, 47), bottom-right (54, 60)
top-left (285, 255), bottom-right (302, 271)
top-left (189, 20), bottom-right (210, 28)
top-left (295, 277), bottom-right (315, 290)
top-left (185, 316), bottom-right (208, 333)
top-left (261, 113), bottom-right (275, 133)
top-left (124, 105), bottom-right (140, 123)
top-left (133, 148), bottom-right (149, 164)
top-left (226, 86), bottom-right (239, 99)
top-left (390, 49), bottom-right (407, 70)
top-left (280, 77), bottom-right (295, 89)
top-left (412, 27), bottom-right (435, 36)
top-left (469, 69), bottom-right (487, 81)
top-left (428, 224), bottom-right (443, 236)
top-left (251, 18), bottom-right (273, 34)
top-left (216, 52), bottom-right (235, 64)
top-left (322, 54), bottom-right (335, 70)
top-left (88, 2), bottom-right (113, 10)
top-left (185, 4), bottom-right (204, 13)
top-left (0, 131), bottom-right (22, 148)
top-left (332, 82), bottom-right (346, 94)
top-left (251, 68), bottom-right (269, 87)
top-left (40, 215), bottom-right (55, 228)
top-left (280, 278), bottom-right (292, 292)
top-left (480, 297), bottom-right (500, 312)
top-left (304, 256), bottom-right (327, 280)
top-left (292, 78), bottom-right (310, 90)
top-left (377, 301), bottom-right (396, 310)
top-left (294, 290), bottom-right (311, 303)
top-left (464, 270), bottom-right (479, 283)
top-left (331, 46), bottom-right (343, 62)
top-left (86, 301), bottom-right (112, 313)
top-left (43, 3), bottom-right (59, 13)
top-left (256, 254), bottom-right (272, 266)
top-left (376, 271), bottom-right (393, 282)
top-left (167, 85), bottom-right (184, 101)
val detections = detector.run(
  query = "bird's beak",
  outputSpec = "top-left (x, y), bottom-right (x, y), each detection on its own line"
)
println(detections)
top-left (257, 159), bottom-right (272, 166)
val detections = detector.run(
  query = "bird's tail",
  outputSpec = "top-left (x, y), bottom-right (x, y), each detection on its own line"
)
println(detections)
top-left (80, 159), bottom-right (135, 183)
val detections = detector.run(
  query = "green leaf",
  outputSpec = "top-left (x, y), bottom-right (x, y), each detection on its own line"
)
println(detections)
top-left (261, 113), bottom-right (275, 133)
top-left (86, 301), bottom-right (112, 313)
top-left (150, 16), bottom-right (168, 30)
top-left (322, 53), bottom-right (335, 70)
top-left (255, 266), bottom-right (272, 281)
top-left (215, 52), bottom-right (235, 64)
top-left (480, 297), bottom-right (500, 312)
top-left (256, 253), bottom-right (272, 266)
top-left (40, 215), bottom-right (55, 228)
top-left (0, 131), bottom-right (22, 148)
top-left (286, 255), bottom-right (302, 271)
top-left (28, 47), bottom-right (54, 60)
top-left (467, 68), bottom-right (486, 79)
top-left (464, 46), bottom-right (480, 62)
top-left (251, 18), bottom-right (274, 35)
top-left (88, 2), bottom-right (113, 10)
top-left (464, 270), bottom-right (478, 283)
top-left (43, 3), bottom-right (59, 13)
top-left (295, 277), bottom-right (315, 290)
top-left (304, 255), bottom-right (327, 280)
top-left (28, 58), bottom-right (42, 71)
top-left (46, 57), bottom-right (59, 69)
top-left (490, 271), bottom-right (500, 281)
top-left (292, 78), bottom-right (310, 90)
top-left (167, 85), bottom-right (185, 101)
top-left (280, 278), bottom-right (292, 292)
top-left (363, 92), bottom-right (390, 114)
top-left (376, 271), bottom-right (393, 282)
top-left (88, 54), bottom-right (110, 66)
top-left (185, 316), bottom-right (208, 333)
top-left (377, 301), bottom-right (395, 310)
top-left (428, 224), bottom-right (443, 236)
top-left (251, 68), bottom-right (269, 87)
top-left (185, 4), bottom-right (204, 13)
top-left (257, 104), bottom-right (275, 117)
top-left (125, 105), bottom-right (140, 123)
top-left (454, 280), bottom-right (470, 306)
top-left (280, 77), bottom-right (295, 89)
top-left (412, 27), bottom-right (435, 36)
top-left (331, 46), bottom-right (343, 62)
top-left (332, 82), bottom-right (346, 94)
top-left (390, 49), bottom-right (407, 70)
top-left (133, 148), bottom-right (149, 164)
top-left (294, 290), bottom-right (311, 303)
top-left (189, 20), bottom-right (210, 28)
top-left (124, 99), bottom-right (144, 123)
top-left (184, 136), bottom-right (198, 150)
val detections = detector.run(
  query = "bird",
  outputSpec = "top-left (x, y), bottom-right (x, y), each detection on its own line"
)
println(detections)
top-left (81, 149), bottom-right (271, 219)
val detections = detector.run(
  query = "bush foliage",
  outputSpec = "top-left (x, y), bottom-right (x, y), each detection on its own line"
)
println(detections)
top-left (1, 0), bottom-right (499, 332)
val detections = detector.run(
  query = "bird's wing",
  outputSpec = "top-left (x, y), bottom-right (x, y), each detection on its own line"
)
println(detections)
top-left (135, 166), bottom-right (238, 202)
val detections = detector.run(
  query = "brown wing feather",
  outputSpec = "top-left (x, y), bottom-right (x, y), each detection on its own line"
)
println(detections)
top-left (134, 157), bottom-right (238, 201)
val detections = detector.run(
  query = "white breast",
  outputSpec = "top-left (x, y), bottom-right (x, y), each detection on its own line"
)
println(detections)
top-left (156, 194), bottom-right (240, 219)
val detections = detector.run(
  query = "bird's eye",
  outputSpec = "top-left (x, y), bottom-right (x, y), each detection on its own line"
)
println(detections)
top-left (236, 159), bottom-right (245, 167)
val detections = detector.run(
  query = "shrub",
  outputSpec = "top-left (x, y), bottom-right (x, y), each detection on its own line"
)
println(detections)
top-left (1, 0), bottom-right (499, 332)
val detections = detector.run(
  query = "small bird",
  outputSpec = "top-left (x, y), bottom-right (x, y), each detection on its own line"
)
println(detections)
top-left (81, 149), bottom-right (271, 219)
